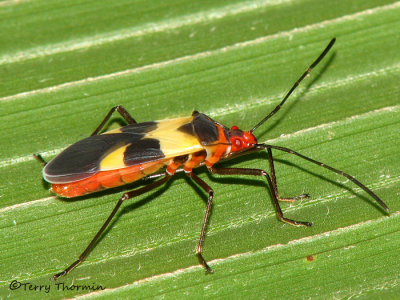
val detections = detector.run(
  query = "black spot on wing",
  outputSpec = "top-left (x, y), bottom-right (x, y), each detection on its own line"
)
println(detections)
top-left (192, 112), bottom-right (219, 145)
top-left (43, 133), bottom-right (144, 183)
top-left (124, 138), bottom-right (164, 166)
top-left (177, 122), bottom-right (195, 136)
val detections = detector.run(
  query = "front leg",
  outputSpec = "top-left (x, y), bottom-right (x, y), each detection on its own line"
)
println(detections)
top-left (209, 167), bottom-right (312, 227)
top-left (267, 148), bottom-right (310, 202)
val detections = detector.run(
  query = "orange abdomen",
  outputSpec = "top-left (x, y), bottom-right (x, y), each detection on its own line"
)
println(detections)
top-left (52, 161), bottom-right (165, 198)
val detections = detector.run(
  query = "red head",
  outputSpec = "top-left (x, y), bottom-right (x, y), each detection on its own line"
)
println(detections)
top-left (228, 126), bottom-right (258, 153)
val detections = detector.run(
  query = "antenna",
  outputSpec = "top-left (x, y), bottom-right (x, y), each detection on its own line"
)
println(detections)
top-left (250, 38), bottom-right (336, 133)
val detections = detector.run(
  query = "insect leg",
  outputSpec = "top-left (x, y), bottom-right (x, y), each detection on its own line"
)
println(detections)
top-left (91, 105), bottom-right (137, 136)
top-left (52, 173), bottom-right (171, 280)
top-left (33, 154), bottom-right (48, 166)
top-left (267, 148), bottom-right (310, 202)
top-left (186, 172), bottom-right (214, 273)
top-left (259, 144), bottom-right (389, 212)
top-left (209, 167), bottom-right (312, 227)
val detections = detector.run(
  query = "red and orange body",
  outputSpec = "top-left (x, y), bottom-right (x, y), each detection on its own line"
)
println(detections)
top-left (38, 39), bottom-right (390, 281)
top-left (43, 111), bottom-right (257, 197)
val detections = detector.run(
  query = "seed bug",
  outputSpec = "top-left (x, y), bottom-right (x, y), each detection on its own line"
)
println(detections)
top-left (35, 38), bottom-right (389, 280)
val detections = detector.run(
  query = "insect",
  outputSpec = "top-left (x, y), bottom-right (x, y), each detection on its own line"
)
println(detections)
top-left (35, 38), bottom-right (389, 280)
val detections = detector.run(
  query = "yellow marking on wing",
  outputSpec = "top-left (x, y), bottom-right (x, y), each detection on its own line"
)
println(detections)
top-left (99, 116), bottom-right (205, 171)
top-left (147, 116), bottom-right (204, 158)
top-left (99, 144), bottom-right (130, 170)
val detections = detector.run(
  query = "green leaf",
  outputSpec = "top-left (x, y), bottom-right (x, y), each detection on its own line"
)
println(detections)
top-left (0, 0), bottom-right (399, 298)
